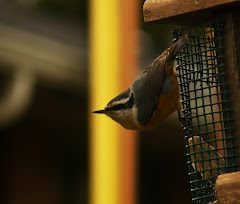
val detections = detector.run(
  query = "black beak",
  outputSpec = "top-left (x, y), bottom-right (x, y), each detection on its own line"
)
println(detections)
top-left (92, 109), bottom-right (105, 114)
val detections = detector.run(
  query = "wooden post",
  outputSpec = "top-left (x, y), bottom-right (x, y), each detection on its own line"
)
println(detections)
top-left (221, 9), bottom-right (240, 171)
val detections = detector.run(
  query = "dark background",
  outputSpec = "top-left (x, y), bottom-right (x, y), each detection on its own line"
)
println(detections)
top-left (1, 1), bottom-right (191, 204)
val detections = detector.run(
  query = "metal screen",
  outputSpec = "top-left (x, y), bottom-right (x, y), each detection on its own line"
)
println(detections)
top-left (172, 19), bottom-right (237, 203)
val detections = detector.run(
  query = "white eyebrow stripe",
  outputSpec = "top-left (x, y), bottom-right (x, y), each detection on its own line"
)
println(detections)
top-left (111, 95), bottom-right (131, 106)
top-left (110, 88), bottom-right (133, 107)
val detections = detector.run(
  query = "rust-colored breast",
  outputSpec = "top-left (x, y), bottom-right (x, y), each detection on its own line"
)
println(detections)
top-left (142, 69), bottom-right (181, 130)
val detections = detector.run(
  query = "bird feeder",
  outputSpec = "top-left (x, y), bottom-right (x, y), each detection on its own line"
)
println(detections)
top-left (143, 1), bottom-right (240, 203)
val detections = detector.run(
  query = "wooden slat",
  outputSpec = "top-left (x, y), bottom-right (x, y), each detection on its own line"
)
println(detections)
top-left (215, 172), bottom-right (240, 203)
top-left (143, 0), bottom-right (240, 24)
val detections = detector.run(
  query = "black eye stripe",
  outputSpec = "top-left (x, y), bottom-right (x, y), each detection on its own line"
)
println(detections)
top-left (111, 104), bottom-right (124, 110)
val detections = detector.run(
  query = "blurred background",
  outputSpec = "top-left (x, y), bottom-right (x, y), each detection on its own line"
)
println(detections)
top-left (1, 0), bottom-right (191, 204)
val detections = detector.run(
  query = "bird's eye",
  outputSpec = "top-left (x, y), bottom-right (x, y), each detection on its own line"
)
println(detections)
top-left (115, 105), bottom-right (121, 109)
top-left (111, 104), bottom-right (123, 111)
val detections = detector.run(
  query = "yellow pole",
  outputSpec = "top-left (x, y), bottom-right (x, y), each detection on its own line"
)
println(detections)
top-left (89, 0), bottom-right (120, 204)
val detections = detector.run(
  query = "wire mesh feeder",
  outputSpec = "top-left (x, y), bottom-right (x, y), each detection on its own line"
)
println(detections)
top-left (172, 19), bottom-right (238, 204)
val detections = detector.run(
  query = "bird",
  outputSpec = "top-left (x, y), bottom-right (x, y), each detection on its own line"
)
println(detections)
top-left (93, 35), bottom-right (189, 130)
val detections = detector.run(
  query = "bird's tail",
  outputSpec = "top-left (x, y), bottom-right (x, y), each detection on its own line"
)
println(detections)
top-left (168, 35), bottom-right (189, 61)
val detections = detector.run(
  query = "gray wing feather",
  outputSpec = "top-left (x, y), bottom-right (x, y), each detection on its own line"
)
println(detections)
top-left (132, 35), bottom-right (188, 126)
top-left (132, 56), bottom-right (166, 125)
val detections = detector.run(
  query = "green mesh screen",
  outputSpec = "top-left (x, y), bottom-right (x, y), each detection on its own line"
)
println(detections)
top-left (172, 19), bottom-right (237, 203)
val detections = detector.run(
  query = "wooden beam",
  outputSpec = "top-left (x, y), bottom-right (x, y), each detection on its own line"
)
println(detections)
top-left (215, 172), bottom-right (240, 203)
top-left (143, 0), bottom-right (240, 24)
top-left (221, 9), bottom-right (240, 171)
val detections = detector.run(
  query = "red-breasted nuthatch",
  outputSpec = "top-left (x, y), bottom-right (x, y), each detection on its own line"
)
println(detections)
top-left (93, 35), bottom-right (189, 130)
